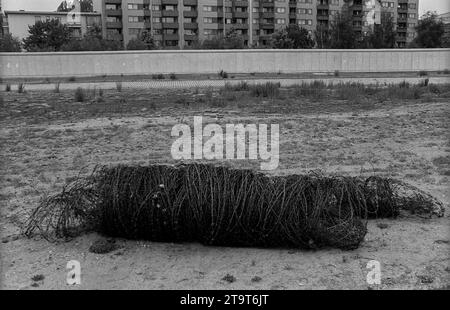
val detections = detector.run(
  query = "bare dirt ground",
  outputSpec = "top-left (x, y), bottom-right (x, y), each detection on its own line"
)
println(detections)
top-left (0, 85), bottom-right (449, 290)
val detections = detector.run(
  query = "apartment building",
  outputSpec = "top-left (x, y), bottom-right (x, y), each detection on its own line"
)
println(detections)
top-left (94, 0), bottom-right (418, 48)
top-left (4, 10), bottom-right (102, 41)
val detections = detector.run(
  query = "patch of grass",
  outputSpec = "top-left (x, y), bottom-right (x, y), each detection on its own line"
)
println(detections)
top-left (292, 81), bottom-right (327, 101)
top-left (54, 82), bottom-right (60, 93)
top-left (224, 81), bottom-right (249, 91)
top-left (17, 83), bottom-right (26, 93)
top-left (74, 87), bottom-right (86, 102)
top-left (89, 238), bottom-right (117, 254)
top-left (31, 274), bottom-right (45, 282)
top-left (116, 81), bottom-right (123, 92)
top-left (251, 276), bottom-right (262, 283)
top-left (250, 82), bottom-right (280, 98)
top-left (152, 74), bottom-right (165, 80)
top-left (222, 274), bottom-right (236, 283)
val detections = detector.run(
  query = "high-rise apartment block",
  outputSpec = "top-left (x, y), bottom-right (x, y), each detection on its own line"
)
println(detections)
top-left (95, 0), bottom-right (421, 48)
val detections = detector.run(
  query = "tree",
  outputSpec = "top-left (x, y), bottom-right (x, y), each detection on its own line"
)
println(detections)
top-left (57, 0), bottom-right (93, 13)
top-left (315, 25), bottom-right (331, 49)
top-left (320, 12), bottom-right (359, 49)
top-left (200, 28), bottom-right (245, 49)
top-left (365, 14), bottom-right (396, 48)
top-left (412, 11), bottom-right (445, 48)
top-left (23, 19), bottom-right (72, 51)
top-left (0, 34), bottom-right (22, 52)
top-left (126, 30), bottom-right (156, 50)
top-left (270, 25), bottom-right (314, 49)
top-left (60, 24), bottom-right (122, 51)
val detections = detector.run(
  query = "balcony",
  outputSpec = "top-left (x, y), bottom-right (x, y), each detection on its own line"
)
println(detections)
top-left (261, 12), bottom-right (274, 18)
top-left (183, 11), bottom-right (198, 18)
top-left (261, 2), bottom-right (275, 8)
top-left (234, 1), bottom-right (249, 7)
top-left (163, 33), bottom-right (179, 40)
top-left (105, 9), bottom-right (122, 16)
top-left (161, 0), bottom-right (179, 4)
top-left (317, 4), bottom-right (329, 10)
top-left (317, 15), bottom-right (329, 20)
top-left (106, 21), bottom-right (122, 28)
top-left (233, 12), bottom-right (248, 19)
top-left (105, 0), bottom-right (122, 4)
top-left (162, 10), bottom-right (179, 17)
top-left (163, 22), bottom-right (179, 28)
top-left (183, 0), bottom-right (198, 5)
top-left (184, 34), bottom-right (198, 41)
top-left (260, 23), bottom-right (274, 29)
top-left (234, 23), bottom-right (249, 29)
top-left (184, 22), bottom-right (198, 29)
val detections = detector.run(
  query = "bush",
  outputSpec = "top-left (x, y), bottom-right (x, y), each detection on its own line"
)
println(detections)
top-left (75, 87), bottom-right (86, 102)
top-left (54, 82), bottom-right (60, 93)
top-left (0, 34), bottom-right (22, 52)
top-left (169, 73), bottom-right (177, 80)
top-left (224, 81), bottom-right (249, 91)
top-left (5, 84), bottom-right (11, 92)
top-left (418, 70), bottom-right (428, 77)
top-left (250, 82), bottom-right (281, 98)
top-left (116, 81), bottom-right (123, 92)
top-left (218, 70), bottom-right (228, 79)
top-left (17, 83), bottom-right (26, 93)
top-left (152, 74), bottom-right (164, 80)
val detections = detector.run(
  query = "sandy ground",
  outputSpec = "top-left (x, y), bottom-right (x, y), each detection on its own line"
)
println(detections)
top-left (0, 85), bottom-right (449, 290)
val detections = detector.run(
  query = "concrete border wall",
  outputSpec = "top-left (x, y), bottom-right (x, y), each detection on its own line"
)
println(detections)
top-left (1, 49), bottom-right (449, 79)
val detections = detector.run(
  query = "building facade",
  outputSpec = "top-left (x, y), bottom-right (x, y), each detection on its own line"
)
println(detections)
top-left (95, 0), bottom-right (418, 48)
top-left (4, 10), bottom-right (102, 41)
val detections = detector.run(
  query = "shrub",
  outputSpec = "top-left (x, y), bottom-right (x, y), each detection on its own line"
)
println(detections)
top-left (169, 73), bottom-right (177, 80)
top-left (418, 70), bottom-right (428, 77)
top-left (152, 74), bottom-right (164, 80)
top-left (116, 81), bottom-right (123, 92)
top-left (68, 76), bottom-right (76, 82)
top-left (250, 82), bottom-right (281, 98)
top-left (54, 82), bottom-right (60, 93)
top-left (224, 81), bottom-right (249, 91)
top-left (0, 34), bottom-right (22, 52)
top-left (218, 70), bottom-right (228, 79)
top-left (5, 84), bottom-right (11, 92)
top-left (334, 70), bottom-right (340, 77)
top-left (17, 83), bottom-right (26, 93)
top-left (75, 87), bottom-right (86, 102)
top-left (443, 69), bottom-right (450, 75)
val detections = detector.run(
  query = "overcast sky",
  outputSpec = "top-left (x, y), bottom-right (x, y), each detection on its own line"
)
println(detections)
top-left (3, 0), bottom-right (450, 16)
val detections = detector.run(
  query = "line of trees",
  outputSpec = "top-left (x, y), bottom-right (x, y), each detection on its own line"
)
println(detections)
top-left (1, 11), bottom-right (448, 52)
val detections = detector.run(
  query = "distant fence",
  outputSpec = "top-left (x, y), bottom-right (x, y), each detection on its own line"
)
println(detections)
top-left (1, 49), bottom-right (449, 79)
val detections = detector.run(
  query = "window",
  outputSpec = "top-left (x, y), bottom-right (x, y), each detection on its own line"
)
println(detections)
top-left (153, 17), bottom-right (161, 23)
top-left (408, 3), bottom-right (416, 9)
top-left (298, 0), bottom-right (312, 3)
top-left (128, 4), bottom-right (138, 10)
top-left (408, 23), bottom-right (416, 28)
top-left (253, 18), bottom-right (258, 24)
top-left (226, 18), bottom-right (232, 24)
top-left (152, 5), bottom-right (160, 11)
top-left (129, 28), bottom-right (140, 35)
top-left (253, 8), bottom-right (258, 13)
top-left (128, 16), bottom-right (142, 23)
top-left (225, 7), bottom-right (232, 13)
top-left (164, 5), bottom-right (176, 11)
top-left (162, 17), bottom-right (176, 23)
top-left (298, 19), bottom-right (312, 25)
top-left (106, 4), bottom-right (118, 10)
top-left (203, 17), bottom-right (213, 23)
top-left (276, 18), bottom-right (285, 24)
top-left (298, 8), bottom-right (312, 14)
top-left (408, 13), bottom-right (416, 19)
top-left (276, 7), bottom-right (285, 13)
top-left (331, 0), bottom-right (339, 5)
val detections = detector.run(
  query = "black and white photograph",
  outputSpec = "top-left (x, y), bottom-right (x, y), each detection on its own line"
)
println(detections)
top-left (0, 0), bottom-right (449, 294)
